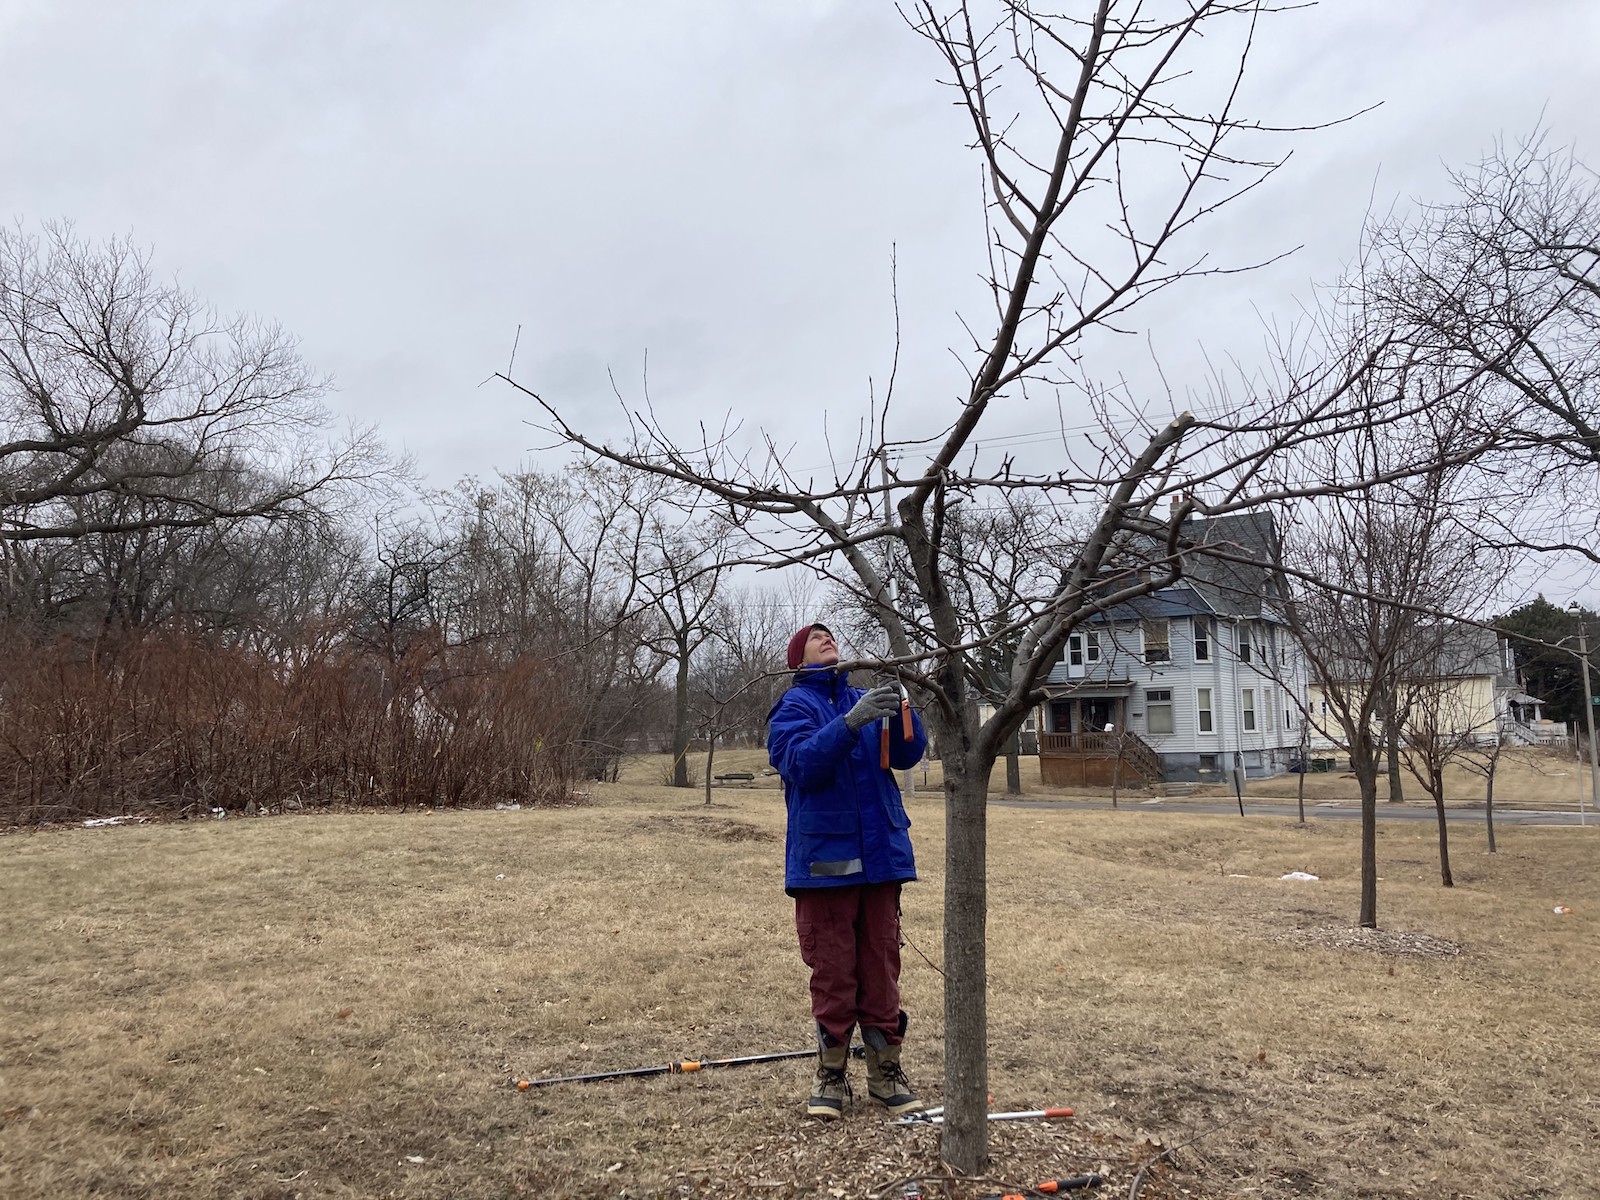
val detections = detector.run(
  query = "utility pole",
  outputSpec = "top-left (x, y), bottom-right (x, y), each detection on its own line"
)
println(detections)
top-left (1577, 619), bottom-right (1599, 827)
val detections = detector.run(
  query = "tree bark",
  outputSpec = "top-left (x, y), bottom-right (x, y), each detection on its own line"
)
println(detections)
top-left (1004, 730), bottom-right (1022, 796)
top-left (1384, 689), bottom-right (1405, 802)
top-left (939, 713), bottom-right (990, 1175)
top-left (703, 730), bottom-right (716, 806)
top-left (672, 639), bottom-right (691, 788)
top-left (1485, 757), bottom-right (1498, 854)
top-left (1432, 768), bottom-right (1454, 887)
top-left (1353, 748), bottom-right (1379, 928)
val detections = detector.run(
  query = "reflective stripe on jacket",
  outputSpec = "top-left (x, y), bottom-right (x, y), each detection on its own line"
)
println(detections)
top-left (766, 667), bottom-right (927, 891)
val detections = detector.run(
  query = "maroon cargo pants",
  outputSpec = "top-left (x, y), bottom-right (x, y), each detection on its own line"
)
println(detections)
top-left (793, 882), bottom-right (904, 1047)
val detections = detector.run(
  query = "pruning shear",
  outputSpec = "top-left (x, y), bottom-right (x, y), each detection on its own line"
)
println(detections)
top-left (879, 675), bottom-right (913, 769)
top-left (880, 568), bottom-right (913, 769)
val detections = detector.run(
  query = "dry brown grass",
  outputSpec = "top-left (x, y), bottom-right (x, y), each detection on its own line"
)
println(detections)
top-left (2, 759), bottom-right (1597, 1199)
top-left (686, 744), bottom-right (1596, 811)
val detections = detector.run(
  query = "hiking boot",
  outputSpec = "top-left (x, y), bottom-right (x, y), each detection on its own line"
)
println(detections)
top-left (863, 1021), bottom-right (923, 1115)
top-left (807, 1033), bottom-right (852, 1119)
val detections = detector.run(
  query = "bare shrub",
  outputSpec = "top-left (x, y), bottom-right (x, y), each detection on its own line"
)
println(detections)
top-left (0, 629), bottom-right (583, 824)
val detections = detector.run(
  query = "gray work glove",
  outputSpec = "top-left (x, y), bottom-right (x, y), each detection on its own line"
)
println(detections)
top-left (844, 685), bottom-right (903, 731)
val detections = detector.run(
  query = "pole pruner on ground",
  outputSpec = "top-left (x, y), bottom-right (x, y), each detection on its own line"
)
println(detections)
top-left (895, 1105), bottom-right (1075, 1125)
top-left (982, 1177), bottom-right (1105, 1197)
top-left (515, 1045), bottom-right (865, 1089)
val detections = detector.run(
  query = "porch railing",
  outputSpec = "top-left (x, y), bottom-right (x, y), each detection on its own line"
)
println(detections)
top-left (1038, 730), bottom-right (1164, 783)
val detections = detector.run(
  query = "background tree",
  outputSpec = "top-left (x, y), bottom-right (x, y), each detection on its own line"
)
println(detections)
top-left (0, 222), bottom-right (383, 544)
top-left (436, 465), bottom-right (674, 780)
top-left (633, 493), bottom-right (740, 789)
top-left (1496, 595), bottom-right (1600, 724)
top-left (1398, 626), bottom-right (1511, 888)
top-left (1359, 137), bottom-right (1600, 565)
top-left (691, 583), bottom-right (800, 803)
top-left (1278, 438), bottom-right (1505, 927)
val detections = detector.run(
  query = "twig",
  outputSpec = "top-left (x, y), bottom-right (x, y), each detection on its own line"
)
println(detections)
top-left (1128, 1107), bottom-right (1250, 1200)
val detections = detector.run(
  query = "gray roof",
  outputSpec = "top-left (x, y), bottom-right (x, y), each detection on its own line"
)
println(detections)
top-left (1175, 513), bottom-right (1283, 618)
top-left (1318, 623), bottom-right (1513, 684)
top-left (1086, 583), bottom-right (1215, 624)
top-left (1419, 624), bottom-right (1504, 680)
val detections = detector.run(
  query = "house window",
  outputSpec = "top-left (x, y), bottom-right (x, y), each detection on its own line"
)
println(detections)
top-left (1146, 689), bottom-right (1174, 736)
top-left (1242, 688), bottom-right (1257, 732)
top-left (1196, 687), bottom-right (1214, 734)
top-left (1068, 634), bottom-right (1083, 667)
top-left (1238, 626), bottom-right (1252, 664)
top-left (1285, 701), bottom-right (1296, 730)
top-left (1193, 618), bottom-right (1211, 663)
top-left (1085, 630), bottom-right (1101, 663)
top-left (1143, 619), bottom-right (1171, 664)
top-left (1198, 753), bottom-right (1219, 773)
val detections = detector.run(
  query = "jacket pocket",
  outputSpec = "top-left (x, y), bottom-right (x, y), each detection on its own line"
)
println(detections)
top-left (797, 810), bottom-right (862, 877)
top-left (884, 795), bottom-right (911, 831)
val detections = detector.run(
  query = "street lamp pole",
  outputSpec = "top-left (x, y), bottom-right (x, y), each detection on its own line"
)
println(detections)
top-left (1577, 620), bottom-right (1599, 827)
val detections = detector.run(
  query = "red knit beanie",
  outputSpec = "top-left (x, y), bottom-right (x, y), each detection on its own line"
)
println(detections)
top-left (786, 622), bottom-right (833, 670)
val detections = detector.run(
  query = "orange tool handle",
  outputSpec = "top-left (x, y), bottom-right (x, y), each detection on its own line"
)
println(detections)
top-left (879, 720), bottom-right (891, 768)
top-left (900, 698), bottom-right (913, 741)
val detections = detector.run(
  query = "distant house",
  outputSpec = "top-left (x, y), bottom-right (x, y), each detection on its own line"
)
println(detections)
top-left (1038, 514), bottom-right (1310, 787)
top-left (1307, 624), bottom-right (1560, 753)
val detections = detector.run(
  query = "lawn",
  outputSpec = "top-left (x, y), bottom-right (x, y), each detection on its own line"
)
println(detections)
top-left (1, 759), bottom-right (1596, 1198)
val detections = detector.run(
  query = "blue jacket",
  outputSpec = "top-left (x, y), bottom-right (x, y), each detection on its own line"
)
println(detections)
top-left (767, 668), bottom-right (927, 892)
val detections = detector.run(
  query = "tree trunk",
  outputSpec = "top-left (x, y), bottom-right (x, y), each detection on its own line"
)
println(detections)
top-left (672, 642), bottom-right (691, 788)
top-left (703, 729), bottom-right (716, 806)
top-left (1353, 751), bottom-right (1379, 928)
top-left (939, 717), bottom-right (990, 1175)
top-left (1296, 728), bottom-right (1308, 824)
top-left (1384, 690), bottom-right (1405, 802)
top-left (1004, 730), bottom-right (1022, 796)
top-left (1485, 756), bottom-right (1497, 854)
top-left (1432, 768), bottom-right (1454, 887)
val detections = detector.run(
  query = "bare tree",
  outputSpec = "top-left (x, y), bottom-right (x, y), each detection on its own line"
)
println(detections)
top-left (1279, 440), bottom-right (1508, 925)
top-left (1359, 137), bottom-right (1600, 563)
top-left (692, 584), bottom-right (797, 803)
top-left (451, 466), bottom-right (675, 780)
top-left (634, 497), bottom-right (740, 789)
top-left (1398, 627), bottom-right (1511, 888)
top-left (497, 2), bottom-right (1517, 1169)
top-left (1460, 734), bottom-right (1506, 855)
top-left (0, 223), bottom-right (385, 544)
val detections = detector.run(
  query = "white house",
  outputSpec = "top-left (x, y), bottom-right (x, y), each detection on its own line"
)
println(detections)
top-left (1038, 514), bottom-right (1310, 786)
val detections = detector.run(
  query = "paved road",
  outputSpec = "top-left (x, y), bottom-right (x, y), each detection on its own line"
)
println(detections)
top-left (989, 796), bottom-right (1599, 826)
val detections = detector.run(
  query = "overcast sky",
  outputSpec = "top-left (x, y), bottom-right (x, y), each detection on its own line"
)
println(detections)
top-left (3, 0), bottom-right (1596, 600)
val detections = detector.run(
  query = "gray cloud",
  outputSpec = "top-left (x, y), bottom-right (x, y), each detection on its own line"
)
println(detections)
top-left (2, 0), bottom-right (1595, 496)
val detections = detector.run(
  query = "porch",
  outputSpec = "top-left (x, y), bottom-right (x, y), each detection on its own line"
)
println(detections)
top-left (1038, 730), bottom-right (1164, 788)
